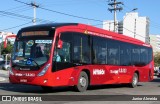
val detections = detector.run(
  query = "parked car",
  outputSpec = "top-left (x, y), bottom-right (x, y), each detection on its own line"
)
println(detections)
top-left (154, 67), bottom-right (159, 76)
top-left (2, 61), bottom-right (10, 70)
top-left (0, 61), bottom-right (5, 69)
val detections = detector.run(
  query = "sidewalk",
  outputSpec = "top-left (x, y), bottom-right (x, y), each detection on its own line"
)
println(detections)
top-left (0, 69), bottom-right (9, 82)
top-left (0, 77), bottom-right (6, 82)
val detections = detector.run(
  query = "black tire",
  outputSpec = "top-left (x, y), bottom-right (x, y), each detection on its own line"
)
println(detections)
top-left (74, 71), bottom-right (89, 92)
top-left (41, 86), bottom-right (53, 92)
top-left (129, 73), bottom-right (138, 88)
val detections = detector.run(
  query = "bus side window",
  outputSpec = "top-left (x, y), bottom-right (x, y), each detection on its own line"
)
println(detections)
top-left (73, 33), bottom-right (91, 64)
top-left (107, 40), bottom-right (120, 65)
top-left (53, 42), bottom-right (71, 63)
top-left (58, 42), bottom-right (71, 62)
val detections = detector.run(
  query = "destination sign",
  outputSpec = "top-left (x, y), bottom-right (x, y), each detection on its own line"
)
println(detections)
top-left (22, 31), bottom-right (49, 36)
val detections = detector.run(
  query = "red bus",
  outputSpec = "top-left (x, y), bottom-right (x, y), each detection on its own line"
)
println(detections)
top-left (9, 23), bottom-right (154, 92)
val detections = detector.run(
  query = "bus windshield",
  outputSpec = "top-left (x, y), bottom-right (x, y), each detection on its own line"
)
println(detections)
top-left (11, 39), bottom-right (52, 70)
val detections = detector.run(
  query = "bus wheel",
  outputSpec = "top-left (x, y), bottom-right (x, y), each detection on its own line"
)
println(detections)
top-left (74, 71), bottom-right (89, 92)
top-left (129, 73), bottom-right (138, 88)
top-left (41, 86), bottom-right (53, 92)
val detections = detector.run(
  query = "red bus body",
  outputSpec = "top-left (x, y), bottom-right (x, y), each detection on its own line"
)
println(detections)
top-left (9, 23), bottom-right (154, 90)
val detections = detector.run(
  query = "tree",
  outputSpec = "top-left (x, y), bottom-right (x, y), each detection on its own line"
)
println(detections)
top-left (154, 52), bottom-right (160, 67)
top-left (1, 41), bottom-right (13, 55)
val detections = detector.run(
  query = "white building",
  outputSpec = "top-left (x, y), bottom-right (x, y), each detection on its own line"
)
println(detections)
top-left (103, 20), bottom-right (118, 32)
top-left (150, 35), bottom-right (160, 53)
top-left (103, 12), bottom-right (150, 44)
top-left (123, 12), bottom-right (150, 44)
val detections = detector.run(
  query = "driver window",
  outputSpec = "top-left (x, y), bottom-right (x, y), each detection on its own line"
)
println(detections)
top-left (57, 42), bottom-right (70, 62)
top-left (53, 32), bottom-right (71, 63)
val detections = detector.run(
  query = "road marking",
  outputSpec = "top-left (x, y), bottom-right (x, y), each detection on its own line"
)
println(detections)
top-left (0, 77), bottom-right (6, 82)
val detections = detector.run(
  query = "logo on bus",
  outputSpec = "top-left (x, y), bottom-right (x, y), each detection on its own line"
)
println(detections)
top-left (15, 73), bottom-right (35, 77)
top-left (93, 69), bottom-right (105, 75)
top-left (110, 68), bottom-right (127, 74)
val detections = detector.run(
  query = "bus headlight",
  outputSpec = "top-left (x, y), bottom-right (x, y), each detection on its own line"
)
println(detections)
top-left (9, 68), bottom-right (14, 75)
top-left (38, 64), bottom-right (50, 76)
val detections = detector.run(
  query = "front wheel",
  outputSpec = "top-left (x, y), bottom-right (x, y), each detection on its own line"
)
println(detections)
top-left (129, 73), bottom-right (138, 88)
top-left (74, 71), bottom-right (89, 92)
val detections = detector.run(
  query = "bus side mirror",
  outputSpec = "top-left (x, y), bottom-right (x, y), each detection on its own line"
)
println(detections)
top-left (57, 39), bottom-right (63, 49)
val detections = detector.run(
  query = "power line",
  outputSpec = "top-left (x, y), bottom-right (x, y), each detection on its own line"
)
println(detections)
top-left (0, 10), bottom-right (32, 20)
top-left (0, 21), bottom-right (32, 32)
top-left (13, 0), bottom-right (159, 44)
top-left (0, 10), bottom-right (54, 23)
top-left (14, 0), bottom-right (31, 6)
top-left (40, 7), bottom-right (103, 22)
top-left (14, 0), bottom-right (103, 22)
top-left (3, 5), bottom-right (28, 11)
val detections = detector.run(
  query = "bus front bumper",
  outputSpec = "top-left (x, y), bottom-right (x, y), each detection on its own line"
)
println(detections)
top-left (9, 74), bottom-right (53, 86)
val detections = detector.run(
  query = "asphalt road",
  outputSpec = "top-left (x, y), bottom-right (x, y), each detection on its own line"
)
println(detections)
top-left (0, 69), bottom-right (160, 104)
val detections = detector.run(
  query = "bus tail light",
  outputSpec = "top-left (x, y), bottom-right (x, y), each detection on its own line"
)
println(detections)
top-left (38, 64), bottom-right (50, 76)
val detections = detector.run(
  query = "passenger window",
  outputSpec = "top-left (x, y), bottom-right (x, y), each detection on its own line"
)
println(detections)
top-left (131, 46), bottom-right (140, 65)
top-left (140, 48), bottom-right (148, 65)
top-left (107, 40), bottom-right (120, 65)
top-left (92, 36), bottom-right (107, 64)
top-left (73, 33), bottom-right (91, 64)
top-left (120, 43), bottom-right (131, 66)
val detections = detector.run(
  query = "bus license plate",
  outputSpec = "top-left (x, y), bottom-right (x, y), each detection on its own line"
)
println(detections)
top-left (20, 79), bottom-right (27, 82)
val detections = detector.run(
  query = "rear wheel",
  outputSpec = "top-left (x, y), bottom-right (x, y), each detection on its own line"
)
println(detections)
top-left (41, 86), bottom-right (53, 92)
top-left (74, 71), bottom-right (89, 92)
top-left (129, 73), bottom-right (138, 88)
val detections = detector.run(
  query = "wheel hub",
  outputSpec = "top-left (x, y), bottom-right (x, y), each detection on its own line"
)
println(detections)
top-left (133, 76), bottom-right (137, 85)
top-left (80, 77), bottom-right (86, 87)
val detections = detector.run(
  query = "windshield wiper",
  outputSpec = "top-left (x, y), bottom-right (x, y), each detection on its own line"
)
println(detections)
top-left (25, 58), bottom-right (40, 69)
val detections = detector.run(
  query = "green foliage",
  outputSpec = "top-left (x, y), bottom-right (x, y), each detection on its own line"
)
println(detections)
top-left (154, 52), bottom-right (160, 67)
top-left (1, 41), bottom-right (13, 55)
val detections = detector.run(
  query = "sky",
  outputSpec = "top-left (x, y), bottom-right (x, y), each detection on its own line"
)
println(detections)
top-left (0, 0), bottom-right (160, 35)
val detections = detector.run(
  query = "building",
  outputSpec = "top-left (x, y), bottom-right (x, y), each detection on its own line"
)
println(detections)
top-left (150, 35), bottom-right (160, 53)
top-left (103, 12), bottom-right (150, 44)
top-left (123, 12), bottom-right (150, 44)
top-left (103, 20), bottom-right (118, 32)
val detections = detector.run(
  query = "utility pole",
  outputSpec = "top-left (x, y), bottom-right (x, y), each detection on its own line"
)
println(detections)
top-left (108, 0), bottom-right (123, 32)
top-left (31, 1), bottom-right (39, 25)
top-left (134, 19), bottom-right (137, 38)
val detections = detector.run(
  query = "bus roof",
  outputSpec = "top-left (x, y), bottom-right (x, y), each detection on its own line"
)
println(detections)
top-left (19, 23), bottom-right (151, 47)
top-left (20, 23), bottom-right (78, 31)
